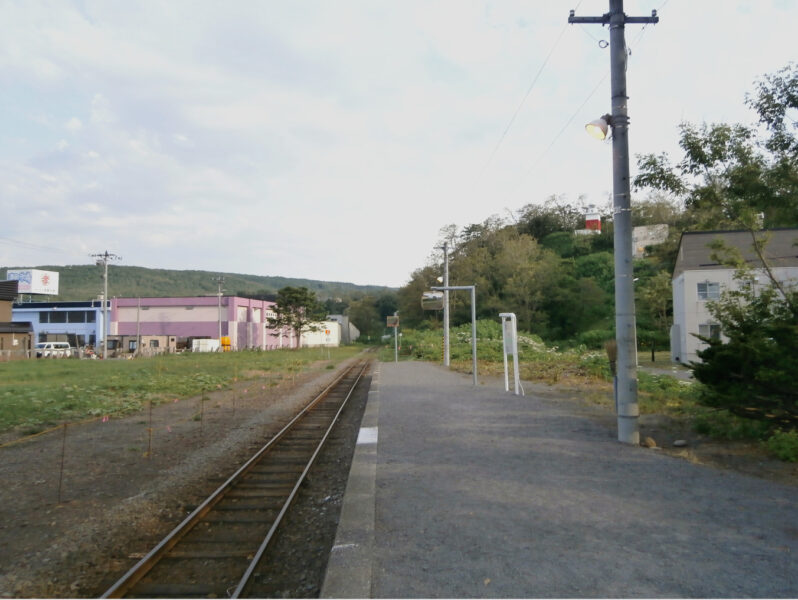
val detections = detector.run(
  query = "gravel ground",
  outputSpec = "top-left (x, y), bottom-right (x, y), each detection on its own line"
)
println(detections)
top-left (0, 356), bottom-right (368, 599)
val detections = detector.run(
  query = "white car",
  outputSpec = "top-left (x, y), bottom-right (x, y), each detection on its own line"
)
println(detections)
top-left (35, 342), bottom-right (73, 358)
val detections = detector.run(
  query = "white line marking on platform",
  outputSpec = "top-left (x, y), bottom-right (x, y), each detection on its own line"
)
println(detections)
top-left (356, 426), bottom-right (378, 445)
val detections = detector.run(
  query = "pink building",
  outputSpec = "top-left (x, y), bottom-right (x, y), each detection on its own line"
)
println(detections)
top-left (111, 296), bottom-right (297, 351)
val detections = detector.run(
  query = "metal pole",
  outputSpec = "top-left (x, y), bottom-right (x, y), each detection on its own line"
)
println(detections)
top-left (432, 285), bottom-right (477, 385)
top-left (470, 286), bottom-right (477, 386)
top-left (103, 260), bottom-right (108, 359)
top-left (443, 242), bottom-right (450, 367)
top-left (568, 0), bottom-right (657, 445)
top-left (394, 323), bottom-right (398, 363)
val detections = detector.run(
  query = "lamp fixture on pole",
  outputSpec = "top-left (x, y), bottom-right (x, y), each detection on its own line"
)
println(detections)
top-left (569, 0), bottom-right (659, 446)
top-left (585, 113), bottom-right (612, 140)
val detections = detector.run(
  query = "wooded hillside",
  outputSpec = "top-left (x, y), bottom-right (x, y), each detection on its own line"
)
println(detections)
top-left (1, 264), bottom-right (393, 302)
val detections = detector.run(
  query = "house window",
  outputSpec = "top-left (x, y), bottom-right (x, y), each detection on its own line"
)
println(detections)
top-left (50, 311), bottom-right (67, 323)
top-left (128, 340), bottom-right (137, 352)
top-left (698, 323), bottom-right (721, 341)
top-left (149, 339), bottom-right (159, 348)
top-left (697, 281), bottom-right (720, 300)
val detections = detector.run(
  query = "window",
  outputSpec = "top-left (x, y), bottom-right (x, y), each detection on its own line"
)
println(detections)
top-left (698, 323), bottom-right (721, 341)
top-left (697, 281), bottom-right (720, 300)
top-left (39, 311), bottom-right (49, 323)
top-left (128, 340), bottom-right (137, 351)
top-left (49, 311), bottom-right (66, 323)
top-left (86, 311), bottom-right (96, 323)
top-left (68, 311), bottom-right (85, 323)
top-left (149, 339), bottom-right (159, 348)
top-left (107, 340), bottom-right (119, 350)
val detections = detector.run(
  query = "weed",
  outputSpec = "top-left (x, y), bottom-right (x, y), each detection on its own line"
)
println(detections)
top-left (765, 429), bottom-right (798, 462)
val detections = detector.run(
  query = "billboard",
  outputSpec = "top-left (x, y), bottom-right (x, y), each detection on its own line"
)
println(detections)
top-left (6, 269), bottom-right (60, 295)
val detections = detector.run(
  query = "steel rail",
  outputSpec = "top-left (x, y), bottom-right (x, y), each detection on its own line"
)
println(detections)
top-left (231, 359), bottom-right (368, 597)
top-left (101, 359), bottom-right (368, 599)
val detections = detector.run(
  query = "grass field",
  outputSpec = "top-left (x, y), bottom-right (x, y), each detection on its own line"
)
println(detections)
top-left (0, 346), bottom-right (361, 435)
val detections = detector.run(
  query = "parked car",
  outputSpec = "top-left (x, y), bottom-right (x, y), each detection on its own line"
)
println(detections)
top-left (35, 342), bottom-right (73, 358)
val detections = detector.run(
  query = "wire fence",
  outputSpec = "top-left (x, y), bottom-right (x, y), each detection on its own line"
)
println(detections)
top-left (0, 370), bottom-right (305, 507)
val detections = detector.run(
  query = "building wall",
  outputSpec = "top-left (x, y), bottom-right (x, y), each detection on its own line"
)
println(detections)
top-left (300, 321), bottom-right (342, 348)
top-left (12, 301), bottom-right (107, 347)
top-left (112, 297), bottom-right (296, 351)
top-left (671, 266), bottom-right (798, 364)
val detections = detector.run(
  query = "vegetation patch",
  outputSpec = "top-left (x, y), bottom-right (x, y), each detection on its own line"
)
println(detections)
top-left (0, 347), bottom-right (360, 435)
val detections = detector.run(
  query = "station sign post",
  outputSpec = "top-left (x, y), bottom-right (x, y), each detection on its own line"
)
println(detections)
top-left (386, 315), bottom-right (399, 363)
top-left (499, 313), bottom-right (523, 396)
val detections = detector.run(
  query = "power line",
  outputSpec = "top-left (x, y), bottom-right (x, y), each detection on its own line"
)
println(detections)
top-left (510, 0), bottom-right (666, 201)
top-left (482, 0), bottom-right (584, 173)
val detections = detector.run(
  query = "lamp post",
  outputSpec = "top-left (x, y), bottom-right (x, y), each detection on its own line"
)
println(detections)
top-left (569, 1), bottom-right (658, 445)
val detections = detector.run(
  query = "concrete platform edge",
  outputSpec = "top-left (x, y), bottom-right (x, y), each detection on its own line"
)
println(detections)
top-left (320, 365), bottom-right (379, 598)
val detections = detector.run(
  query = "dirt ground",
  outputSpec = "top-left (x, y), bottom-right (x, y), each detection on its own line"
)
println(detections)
top-left (0, 357), bottom-right (366, 599)
top-left (1, 361), bottom-right (796, 599)
top-left (523, 378), bottom-right (798, 487)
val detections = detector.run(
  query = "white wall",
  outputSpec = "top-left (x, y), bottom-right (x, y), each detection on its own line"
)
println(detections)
top-left (300, 321), bottom-right (342, 348)
top-left (672, 266), bottom-right (798, 364)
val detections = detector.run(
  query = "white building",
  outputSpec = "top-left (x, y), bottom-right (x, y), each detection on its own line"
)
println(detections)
top-left (300, 320), bottom-right (342, 348)
top-left (633, 224), bottom-right (669, 258)
top-left (670, 229), bottom-right (798, 364)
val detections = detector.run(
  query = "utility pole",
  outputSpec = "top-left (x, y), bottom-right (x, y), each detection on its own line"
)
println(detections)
top-left (91, 251), bottom-right (121, 359)
top-left (440, 242), bottom-right (450, 367)
top-left (213, 276), bottom-right (225, 343)
top-left (568, 1), bottom-right (658, 445)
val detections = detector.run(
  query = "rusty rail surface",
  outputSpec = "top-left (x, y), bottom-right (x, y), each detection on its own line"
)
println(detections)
top-left (101, 359), bottom-right (370, 599)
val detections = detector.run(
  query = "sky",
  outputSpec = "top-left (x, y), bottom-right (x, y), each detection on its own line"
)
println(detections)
top-left (1, 0), bottom-right (795, 288)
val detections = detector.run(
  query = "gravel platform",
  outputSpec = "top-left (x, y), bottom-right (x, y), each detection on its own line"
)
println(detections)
top-left (323, 361), bottom-right (798, 598)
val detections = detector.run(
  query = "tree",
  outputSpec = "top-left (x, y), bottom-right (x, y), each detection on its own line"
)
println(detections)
top-left (266, 286), bottom-right (325, 349)
top-left (635, 63), bottom-right (798, 231)
top-left (692, 274), bottom-right (798, 429)
top-left (347, 295), bottom-right (381, 339)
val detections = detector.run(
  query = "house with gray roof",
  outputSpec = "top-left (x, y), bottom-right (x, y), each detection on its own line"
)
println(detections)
top-left (670, 228), bottom-right (798, 364)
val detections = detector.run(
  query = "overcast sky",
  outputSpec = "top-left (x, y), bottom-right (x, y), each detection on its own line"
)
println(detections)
top-left (1, 0), bottom-right (795, 288)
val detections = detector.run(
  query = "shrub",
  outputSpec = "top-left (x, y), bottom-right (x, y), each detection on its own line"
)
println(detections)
top-left (765, 429), bottom-right (798, 462)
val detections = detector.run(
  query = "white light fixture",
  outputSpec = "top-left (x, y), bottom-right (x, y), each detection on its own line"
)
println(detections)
top-left (585, 113), bottom-right (612, 140)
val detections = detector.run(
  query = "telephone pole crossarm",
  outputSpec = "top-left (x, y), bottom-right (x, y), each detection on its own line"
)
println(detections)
top-left (566, 0), bottom-right (659, 446)
top-left (568, 9), bottom-right (658, 25)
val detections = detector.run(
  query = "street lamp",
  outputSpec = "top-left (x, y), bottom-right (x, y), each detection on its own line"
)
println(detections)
top-left (585, 114), bottom-right (612, 140)
top-left (571, 0), bottom-right (659, 446)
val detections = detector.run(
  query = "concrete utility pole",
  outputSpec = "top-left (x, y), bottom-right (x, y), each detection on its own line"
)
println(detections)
top-left (440, 242), bottom-right (450, 367)
top-left (92, 250), bottom-right (121, 359)
top-left (568, 1), bottom-right (658, 445)
top-left (213, 275), bottom-right (225, 342)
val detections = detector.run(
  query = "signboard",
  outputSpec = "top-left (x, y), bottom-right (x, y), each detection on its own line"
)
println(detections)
top-left (421, 291), bottom-right (444, 310)
top-left (6, 269), bottom-right (59, 295)
top-left (503, 319), bottom-right (516, 355)
top-left (386, 316), bottom-right (399, 328)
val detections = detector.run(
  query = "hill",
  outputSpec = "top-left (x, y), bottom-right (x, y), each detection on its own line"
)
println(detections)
top-left (2, 265), bottom-right (393, 302)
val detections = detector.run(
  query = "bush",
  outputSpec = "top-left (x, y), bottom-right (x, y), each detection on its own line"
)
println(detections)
top-left (765, 429), bottom-right (798, 462)
top-left (576, 329), bottom-right (614, 349)
top-left (693, 409), bottom-right (771, 441)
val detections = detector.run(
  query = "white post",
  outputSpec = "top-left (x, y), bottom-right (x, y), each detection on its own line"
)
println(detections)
top-left (499, 313), bottom-right (522, 395)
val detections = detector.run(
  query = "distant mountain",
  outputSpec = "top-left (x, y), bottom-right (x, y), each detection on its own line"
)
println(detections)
top-left (2, 265), bottom-right (394, 302)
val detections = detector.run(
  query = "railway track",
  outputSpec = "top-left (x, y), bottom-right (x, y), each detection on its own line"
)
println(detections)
top-left (101, 359), bottom-right (371, 599)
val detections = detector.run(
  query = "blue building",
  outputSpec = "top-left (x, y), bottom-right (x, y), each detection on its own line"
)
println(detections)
top-left (12, 300), bottom-right (109, 349)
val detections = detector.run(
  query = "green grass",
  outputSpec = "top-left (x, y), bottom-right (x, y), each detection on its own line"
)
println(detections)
top-left (381, 321), bottom-right (796, 461)
top-left (0, 347), bottom-right (361, 434)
